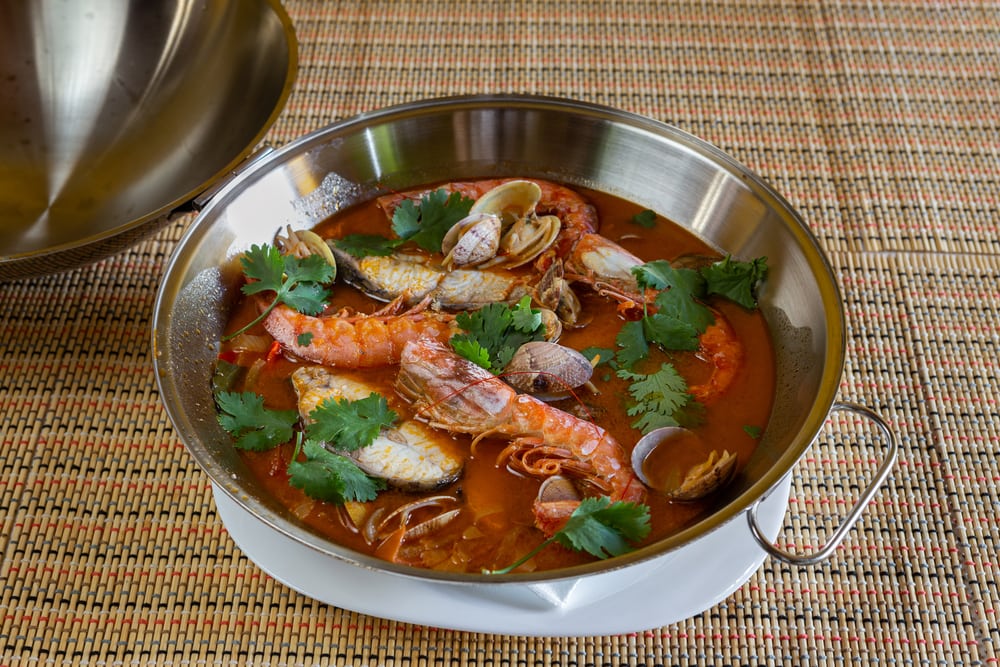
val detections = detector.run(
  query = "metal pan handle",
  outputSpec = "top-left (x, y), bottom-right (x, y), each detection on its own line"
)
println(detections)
top-left (747, 401), bottom-right (898, 566)
top-left (166, 146), bottom-right (277, 221)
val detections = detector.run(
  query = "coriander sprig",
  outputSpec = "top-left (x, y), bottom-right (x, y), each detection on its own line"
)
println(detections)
top-left (223, 244), bottom-right (335, 342)
top-left (449, 295), bottom-right (546, 373)
top-left (334, 188), bottom-right (475, 257)
top-left (602, 255), bottom-right (767, 433)
top-left (214, 389), bottom-right (391, 504)
top-left (486, 497), bottom-right (651, 575)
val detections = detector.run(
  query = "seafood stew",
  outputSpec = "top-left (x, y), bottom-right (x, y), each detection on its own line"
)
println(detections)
top-left (213, 178), bottom-right (774, 574)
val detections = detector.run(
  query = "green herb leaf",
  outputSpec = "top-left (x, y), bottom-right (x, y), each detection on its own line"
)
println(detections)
top-left (392, 189), bottom-right (474, 253)
top-left (305, 393), bottom-right (398, 451)
top-left (485, 497), bottom-right (651, 574)
top-left (629, 209), bottom-right (657, 228)
top-left (647, 266), bottom-right (714, 333)
top-left (511, 296), bottom-right (544, 333)
top-left (449, 336), bottom-right (494, 370)
top-left (701, 255), bottom-right (768, 309)
top-left (743, 424), bottom-right (763, 439)
top-left (618, 364), bottom-right (691, 434)
top-left (581, 346), bottom-right (617, 368)
top-left (554, 497), bottom-right (652, 558)
top-left (282, 252), bottom-right (338, 288)
top-left (334, 233), bottom-right (402, 258)
top-left (287, 439), bottom-right (385, 503)
top-left (614, 320), bottom-right (649, 370)
top-left (642, 312), bottom-right (700, 351)
top-left (281, 279), bottom-right (331, 316)
top-left (297, 332), bottom-right (314, 347)
top-left (451, 296), bottom-right (546, 372)
top-left (238, 243), bottom-right (286, 293)
top-left (224, 244), bottom-right (334, 341)
top-left (212, 359), bottom-right (246, 395)
top-left (215, 391), bottom-right (298, 451)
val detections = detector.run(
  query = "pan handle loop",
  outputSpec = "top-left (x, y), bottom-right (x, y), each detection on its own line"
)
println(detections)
top-left (747, 401), bottom-right (898, 566)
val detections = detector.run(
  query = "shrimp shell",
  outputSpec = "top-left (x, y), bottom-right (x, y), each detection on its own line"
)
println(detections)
top-left (264, 302), bottom-right (457, 368)
top-left (396, 338), bottom-right (644, 533)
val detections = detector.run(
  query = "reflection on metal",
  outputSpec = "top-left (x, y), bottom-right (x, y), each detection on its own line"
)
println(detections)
top-left (0, 0), bottom-right (297, 279)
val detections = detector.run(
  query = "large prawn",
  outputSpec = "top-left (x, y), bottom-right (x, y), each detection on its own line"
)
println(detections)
top-left (395, 337), bottom-right (645, 535)
top-left (264, 296), bottom-right (458, 368)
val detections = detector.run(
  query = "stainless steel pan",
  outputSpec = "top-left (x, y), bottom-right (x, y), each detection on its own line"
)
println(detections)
top-left (152, 95), bottom-right (895, 589)
top-left (0, 0), bottom-right (296, 280)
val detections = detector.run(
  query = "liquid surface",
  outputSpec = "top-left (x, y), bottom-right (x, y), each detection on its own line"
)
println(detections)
top-left (218, 182), bottom-right (776, 574)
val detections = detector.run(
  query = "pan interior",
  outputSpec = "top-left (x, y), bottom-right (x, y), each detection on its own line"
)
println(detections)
top-left (0, 0), bottom-right (295, 269)
top-left (154, 96), bottom-right (844, 584)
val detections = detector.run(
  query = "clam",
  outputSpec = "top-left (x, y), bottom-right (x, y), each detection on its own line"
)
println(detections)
top-left (490, 213), bottom-right (561, 269)
top-left (275, 225), bottom-right (337, 275)
top-left (470, 179), bottom-right (542, 222)
top-left (504, 341), bottom-right (593, 399)
top-left (535, 260), bottom-right (583, 327)
top-left (630, 426), bottom-right (738, 501)
top-left (365, 495), bottom-right (461, 546)
top-left (442, 180), bottom-right (562, 270)
top-left (538, 307), bottom-right (563, 342)
top-left (441, 212), bottom-right (502, 269)
top-left (668, 449), bottom-right (739, 500)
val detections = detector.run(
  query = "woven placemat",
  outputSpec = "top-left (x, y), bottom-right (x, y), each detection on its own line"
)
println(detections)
top-left (2, 0), bottom-right (997, 663)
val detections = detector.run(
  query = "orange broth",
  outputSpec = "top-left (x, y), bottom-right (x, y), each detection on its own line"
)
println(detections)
top-left (219, 183), bottom-right (775, 574)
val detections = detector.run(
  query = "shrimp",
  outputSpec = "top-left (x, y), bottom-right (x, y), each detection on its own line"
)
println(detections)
top-left (377, 178), bottom-right (599, 259)
top-left (396, 338), bottom-right (644, 535)
top-left (689, 316), bottom-right (744, 405)
top-left (264, 297), bottom-right (458, 368)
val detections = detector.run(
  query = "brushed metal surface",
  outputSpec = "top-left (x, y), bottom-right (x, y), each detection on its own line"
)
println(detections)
top-left (0, 0), bottom-right (296, 279)
top-left (153, 95), bottom-right (846, 586)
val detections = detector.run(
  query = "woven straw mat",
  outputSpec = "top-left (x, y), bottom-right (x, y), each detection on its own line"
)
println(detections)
top-left (1, 0), bottom-right (997, 664)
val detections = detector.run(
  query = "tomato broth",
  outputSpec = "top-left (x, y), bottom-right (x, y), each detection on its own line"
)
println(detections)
top-left (218, 182), bottom-right (775, 574)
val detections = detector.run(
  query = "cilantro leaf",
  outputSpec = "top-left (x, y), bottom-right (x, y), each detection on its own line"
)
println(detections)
top-left (215, 391), bottom-right (298, 451)
top-left (553, 497), bottom-right (652, 558)
top-left (287, 439), bottom-right (385, 503)
top-left (449, 336), bottom-right (493, 370)
top-left (305, 393), bottom-right (398, 451)
top-left (282, 279), bottom-right (331, 315)
top-left (630, 260), bottom-right (714, 352)
top-left (224, 244), bottom-right (334, 341)
top-left (485, 497), bottom-right (651, 574)
top-left (618, 364), bottom-right (691, 434)
top-left (647, 266), bottom-right (714, 332)
top-left (700, 255), bottom-right (768, 309)
top-left (511, 297), bottom-right (543, 333)
top-left (642, 312), bottom-right (700, 351)
top-left (237, 244), bottom-right (286, 292)
top-left (392, 189), bottom-right (474, 253)
top-left (744, 424), bottom-right (763, 439)
top-left (629, 209), bottom-right (657, 228)
top-left (333, 233), bottom-right (402, 258)
top-left (451, 296), bottom-right (546, 372)
top-left (282, 251), bottom-right (337, 286)
top-left (581, 346), bottom-right (617, 368)
top-left (614, 320), bottom-right (649, 370)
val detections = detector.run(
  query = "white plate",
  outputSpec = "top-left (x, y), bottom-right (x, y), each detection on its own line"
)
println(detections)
top-left (213, 476), bottom-right (790, 636)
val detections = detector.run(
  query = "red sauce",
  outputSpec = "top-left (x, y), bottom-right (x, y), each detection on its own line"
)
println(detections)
top-left (219, 183), bottom-right (775, 573)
